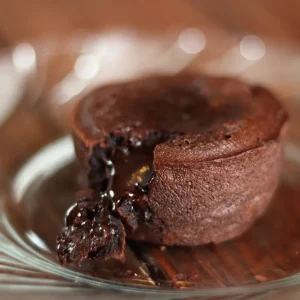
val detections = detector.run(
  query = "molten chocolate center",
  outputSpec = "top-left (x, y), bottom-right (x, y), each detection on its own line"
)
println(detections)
top-left (85, 129), bottom-right (177, 229)
top-left (57, 129), bottom-right (178, 266)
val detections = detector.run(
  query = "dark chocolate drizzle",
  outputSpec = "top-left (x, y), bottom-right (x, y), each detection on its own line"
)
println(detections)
top-left (57, 127), bottom-right (180, 266)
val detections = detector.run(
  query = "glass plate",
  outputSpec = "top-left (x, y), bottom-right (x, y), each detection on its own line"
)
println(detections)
top-left (1, 30), bottom-right (300, 299)
top-left (1, 131), bottom-right (300, 299)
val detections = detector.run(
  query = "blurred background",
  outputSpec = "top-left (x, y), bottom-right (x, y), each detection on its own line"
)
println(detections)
top-left (1, 0), bottom-right (300, 44)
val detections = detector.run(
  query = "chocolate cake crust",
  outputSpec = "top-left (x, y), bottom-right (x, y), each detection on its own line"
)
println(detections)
top-left (74, 75), bottom-right (286, 162)
top-left (57, 74), bottom-right (288, 265)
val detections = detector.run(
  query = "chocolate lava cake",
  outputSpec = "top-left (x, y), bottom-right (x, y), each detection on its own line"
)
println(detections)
top-left (57, 74), bottom-right (288, 266)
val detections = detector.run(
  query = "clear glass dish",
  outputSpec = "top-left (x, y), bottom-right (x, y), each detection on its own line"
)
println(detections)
top-left (1, 27), bottom-right (300, 299)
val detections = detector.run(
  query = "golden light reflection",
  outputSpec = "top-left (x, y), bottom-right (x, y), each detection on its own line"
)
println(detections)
top-left (127, 165), bottom-right (150, 186)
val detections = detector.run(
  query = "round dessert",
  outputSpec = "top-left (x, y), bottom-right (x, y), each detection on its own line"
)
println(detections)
top-left (57, 74), bottom-right (288, 266)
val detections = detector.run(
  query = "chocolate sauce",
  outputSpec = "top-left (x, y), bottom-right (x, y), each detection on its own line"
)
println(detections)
top-left (87, 128), bottom-right (179, 221)
top-left (87, 130), bottom-right (159, 216)
top-left (57, 128), bottom-right (179, 266)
